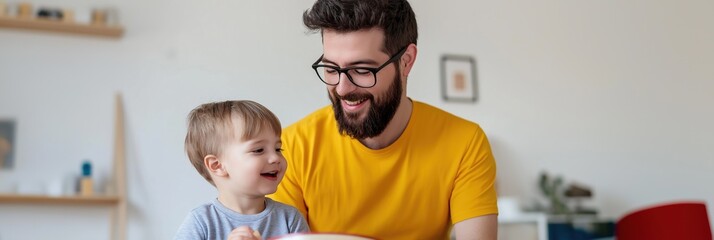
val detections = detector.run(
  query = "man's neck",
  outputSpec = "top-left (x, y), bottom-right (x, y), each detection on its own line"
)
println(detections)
top-left (359, 98), bottom-right (413, 149)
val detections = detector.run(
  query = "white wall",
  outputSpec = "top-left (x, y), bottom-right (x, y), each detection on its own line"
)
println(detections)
top-left (1, 0), bottom-right (712, 239)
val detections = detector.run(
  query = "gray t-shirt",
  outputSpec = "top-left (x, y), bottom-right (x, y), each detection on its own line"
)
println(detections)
top-left (174, 198), bottom-right (309, 240)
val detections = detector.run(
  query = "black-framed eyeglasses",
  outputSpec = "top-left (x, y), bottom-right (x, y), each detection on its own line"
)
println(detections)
top-left (311, 46), bottom-right (408, 88)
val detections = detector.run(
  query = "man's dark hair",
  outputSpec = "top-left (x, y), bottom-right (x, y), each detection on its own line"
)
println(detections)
top-left (303, 0), bottom-right (418, 56)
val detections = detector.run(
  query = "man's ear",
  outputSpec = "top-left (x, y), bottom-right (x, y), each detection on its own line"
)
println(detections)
top-left (400, 43), bottom-right (418, 79)
top-left (204, 155), bottom-right (228, 177)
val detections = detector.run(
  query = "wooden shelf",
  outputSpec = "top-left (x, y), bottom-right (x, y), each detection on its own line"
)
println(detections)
top-left (0, 94), bottom-right (127, 240)
top-left (0, 194), bottom-right (120, 205)
top-left (0, 16), bottom-right (123, 38)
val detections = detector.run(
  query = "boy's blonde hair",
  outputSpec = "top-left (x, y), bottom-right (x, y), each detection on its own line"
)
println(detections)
top-left (184, 100), bottom-right (282, 186)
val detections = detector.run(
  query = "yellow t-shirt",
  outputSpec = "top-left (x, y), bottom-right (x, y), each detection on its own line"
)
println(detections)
top-left (270, 101), bottom-right (497, 240)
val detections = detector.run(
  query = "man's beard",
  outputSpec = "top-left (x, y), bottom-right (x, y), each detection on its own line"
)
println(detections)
top-left (329, 73), bottom-right (402, 139)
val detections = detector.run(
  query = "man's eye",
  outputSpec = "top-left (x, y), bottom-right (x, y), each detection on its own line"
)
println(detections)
top-left (353, 69), bottom-right (371, 75)
top-left (325, 68), bottom-right (338, 74)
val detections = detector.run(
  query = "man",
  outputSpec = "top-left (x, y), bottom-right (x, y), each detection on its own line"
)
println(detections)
top-left (270, 0), bottom-right (498, 239)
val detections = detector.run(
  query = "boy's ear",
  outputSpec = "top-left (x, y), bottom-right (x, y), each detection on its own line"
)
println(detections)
top-left (204, 155), bottom-right (228, 177)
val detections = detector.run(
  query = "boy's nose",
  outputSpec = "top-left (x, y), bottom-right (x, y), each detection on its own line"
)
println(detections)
top-left (268, 154), bottom-right (281, 164)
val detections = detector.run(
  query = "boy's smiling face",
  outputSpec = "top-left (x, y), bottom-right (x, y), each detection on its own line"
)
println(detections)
top-left (218, 128), bottom-right (286, 197)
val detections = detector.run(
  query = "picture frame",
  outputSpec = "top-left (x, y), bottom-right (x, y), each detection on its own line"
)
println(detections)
top-left (0, 119), bottom-right (16, 169)
top-left (440, 55), bottom-right (477, 102)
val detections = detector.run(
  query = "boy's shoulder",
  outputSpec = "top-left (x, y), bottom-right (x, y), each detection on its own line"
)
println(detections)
top-left (265, 198), bottom-right (309, 233)
top-left (185, 199), bottom-right (221, 219)
top-left (266, 197), bottom-right (302, 215)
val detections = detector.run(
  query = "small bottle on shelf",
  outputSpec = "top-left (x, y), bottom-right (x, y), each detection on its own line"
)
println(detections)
top-left (62, 9), bottom-right (74, 23)
top-left (17, 2), bottom-right (32, 18)
top-left (80, 160), bottom-right (94, 197)
top-left (0, 2), bottom-right (7, 17)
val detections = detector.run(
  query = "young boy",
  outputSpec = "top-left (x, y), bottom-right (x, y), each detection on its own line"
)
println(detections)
top-left (175, 100), bottom-right (309, 240)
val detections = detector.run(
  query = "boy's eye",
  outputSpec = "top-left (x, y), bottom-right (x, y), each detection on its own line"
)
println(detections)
top-left (276, 148), bottom-right (284, 153)
top-left (253, 148), bottom-right (264, 153)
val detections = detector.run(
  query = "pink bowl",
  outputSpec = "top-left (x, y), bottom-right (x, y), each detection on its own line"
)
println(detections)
top-left (270, 233), bottom-right (376, 240)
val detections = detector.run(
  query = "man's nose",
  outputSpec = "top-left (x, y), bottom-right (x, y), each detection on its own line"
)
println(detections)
top-left (335, 72), bottom-right (357, 96)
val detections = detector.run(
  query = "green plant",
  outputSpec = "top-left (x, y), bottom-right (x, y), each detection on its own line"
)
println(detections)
top-left (539, 172), bottom-right (570, 215)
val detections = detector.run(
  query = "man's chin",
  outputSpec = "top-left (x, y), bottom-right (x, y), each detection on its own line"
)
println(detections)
top-left (337, 116), bottom-right (365, 136)
top-left (342, 112), bottom-right (365, 125)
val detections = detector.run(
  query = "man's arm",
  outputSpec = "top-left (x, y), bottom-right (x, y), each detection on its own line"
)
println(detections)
top-left (453, 214), bottom-right (498, 240)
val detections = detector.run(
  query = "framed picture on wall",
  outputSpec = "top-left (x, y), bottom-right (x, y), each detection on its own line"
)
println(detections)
top-left (0, 119), bottom-right (16, 169)
top-left (441, 55), bottom-right (477, 102)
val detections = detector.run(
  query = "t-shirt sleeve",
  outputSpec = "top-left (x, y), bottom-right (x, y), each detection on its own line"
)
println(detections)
top-left (289, 208), bottom-right (311, 233)
top-left (173, 211), bottom-right (206, 240)
top-left (450, 125), bottom-right (499, 223)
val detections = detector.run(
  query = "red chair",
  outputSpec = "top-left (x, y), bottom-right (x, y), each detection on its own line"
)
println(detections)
top-left (616, 201), bottom-right (713, 240)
